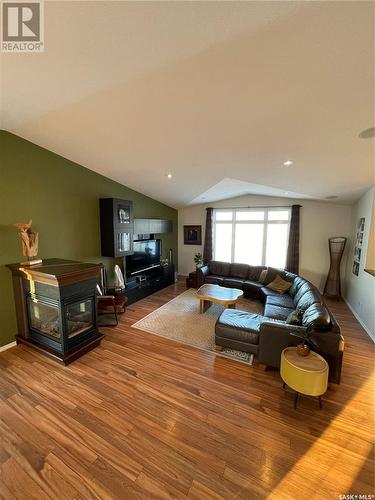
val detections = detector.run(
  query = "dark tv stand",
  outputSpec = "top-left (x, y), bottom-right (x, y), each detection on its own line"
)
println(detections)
top-left (113, 264), bottom-right (175, 305)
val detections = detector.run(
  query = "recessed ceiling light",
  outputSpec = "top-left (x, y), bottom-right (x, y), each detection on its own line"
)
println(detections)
top-left (359, 127), bottom-right (375, 139)
top-left (167, 173), bottom-right (172, 179)
top-left (284, 191), bottom-right (289, 195)
top-left (283, 160), bottom-right (293, 167)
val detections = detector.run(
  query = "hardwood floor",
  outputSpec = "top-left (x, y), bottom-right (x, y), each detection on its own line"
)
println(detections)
top-left (0, 280), bottom-right (374, 499)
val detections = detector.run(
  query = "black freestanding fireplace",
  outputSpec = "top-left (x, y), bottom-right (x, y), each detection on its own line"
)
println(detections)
top-left (7, 259), bottom-right (104, 364)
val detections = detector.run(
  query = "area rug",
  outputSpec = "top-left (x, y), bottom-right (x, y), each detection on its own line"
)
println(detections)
top-left (131, 289), bottom-right (262, 365)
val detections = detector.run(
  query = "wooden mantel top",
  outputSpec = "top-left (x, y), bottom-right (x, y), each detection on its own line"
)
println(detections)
top-left (6, 258), bottom-right (101, 287)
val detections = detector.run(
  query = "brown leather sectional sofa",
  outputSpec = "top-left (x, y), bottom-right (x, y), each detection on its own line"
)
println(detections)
top-left (197, 260), bottom-right (344, 383)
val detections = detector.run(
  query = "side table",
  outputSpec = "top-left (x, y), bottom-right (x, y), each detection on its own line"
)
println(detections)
top-left (280, 347), bottom-right (329, 409)
top-left (186, 271), bottom-right (199, 288)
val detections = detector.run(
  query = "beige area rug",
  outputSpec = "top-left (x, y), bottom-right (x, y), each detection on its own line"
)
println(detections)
top-left (131, 289), bottom-right (262, 365)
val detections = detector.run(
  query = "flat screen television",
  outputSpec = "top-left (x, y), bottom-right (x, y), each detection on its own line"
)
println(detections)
top-left (126, 239), bottom-right (161, 274)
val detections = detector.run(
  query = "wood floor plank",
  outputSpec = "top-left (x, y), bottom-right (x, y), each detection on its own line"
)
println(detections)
top-left (0, 457), bottom-right (50, 500)
top-left (0, 280), bottom-right (373, 498)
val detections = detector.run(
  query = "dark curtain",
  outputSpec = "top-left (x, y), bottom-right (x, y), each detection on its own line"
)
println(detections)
top-left (203, 207), bottom-right (214, 264)
top-left (286, 205), bottom-right (302, 274)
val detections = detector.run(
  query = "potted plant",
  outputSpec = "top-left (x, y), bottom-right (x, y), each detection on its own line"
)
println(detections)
top-left (194, 252), bottom-right (203, 269)
top-left (290, 324), bottom-right (319, 357)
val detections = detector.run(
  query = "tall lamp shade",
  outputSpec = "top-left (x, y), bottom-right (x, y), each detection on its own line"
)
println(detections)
top-left (323, 237), bottom-right (347, 299)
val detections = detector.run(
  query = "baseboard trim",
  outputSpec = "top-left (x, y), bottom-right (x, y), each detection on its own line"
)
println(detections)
top-left (0, 341), bottom-right (17, 352)
top-left (343, 299), bottom-right (374, 342)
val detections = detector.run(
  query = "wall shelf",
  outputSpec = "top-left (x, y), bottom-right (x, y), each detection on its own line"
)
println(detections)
top-left (134, 218), bottom-right (172, 235)
top-left (100, 198), bottom-right (134, 257)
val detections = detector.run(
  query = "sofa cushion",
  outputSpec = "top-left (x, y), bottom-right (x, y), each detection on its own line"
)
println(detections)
top-left (266, 294), bottom-right (295, 309)
top-left (223, 277), bottom-right (245, 289)
top-left (209, 261), bottom-right (231, 277)
top-left (248, 265), bottom-right (266, 281)
top-left (263, 267), bottom-right (285, 285)
top-left (264, 303), bottom-right (294, 321)
top-left (293, 282), bottom-right (313, 303)
top-left (289, 276), bottom-right (307, 297)
top-left (284, 271), bottom-right (298, 282)
top-left (295, 289), bottom-right (322, 311)
top-left (230, 263), bottom-right (250, 279)
top-left (243, 280), bottom-right (264, 297)
top-left (267, 275), bottom-right (293, 294)
top-left (302, 303), bottom-right (331, 331)
top-left (215, 310), bottom-right (262, 345)
top-left (259, 269), bottom-right (268, 283)
top-left (205, 275), bottom-right (225, 285)
top-left (261, 286), bottom-right (279, 298)
top-left (286, 309), bottom-right (303, 326)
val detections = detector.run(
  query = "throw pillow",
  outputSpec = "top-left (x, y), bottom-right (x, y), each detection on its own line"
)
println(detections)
top-left (286, 308), bottom-right (303, 326)
top-left (259, 269), bottom-right (268, 283)
top-left (263, 267), bottom-right (281, 285)
top-left (267, 275), bottom-right (292, 294)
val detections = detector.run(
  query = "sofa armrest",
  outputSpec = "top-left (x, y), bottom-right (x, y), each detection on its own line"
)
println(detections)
top-left (260, 320), bottom-right (306, 334)
top-left (197, 265), bottom-right (209, 286)
top-left (259, 320), bottom-right (344, 383)
top-left (199, 265), bottom-right (209, 276)
top-left (258, 321), bottom-right (306, 367)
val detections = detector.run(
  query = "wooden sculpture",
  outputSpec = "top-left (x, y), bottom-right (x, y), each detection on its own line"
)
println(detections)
top-left (323, 237), bottom-right (347, 300)
top-left (14, 220), bottom-right (42, 266)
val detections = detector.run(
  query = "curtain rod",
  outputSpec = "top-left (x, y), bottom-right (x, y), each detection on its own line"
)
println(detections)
top-left (211, 205), bottom-right (302, 209)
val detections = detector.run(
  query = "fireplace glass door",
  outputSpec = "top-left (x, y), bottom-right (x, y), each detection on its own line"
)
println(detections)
top-left (27, 299), bottom-right (61, 340)
top-left (65, 298), bottom-right (94, 338)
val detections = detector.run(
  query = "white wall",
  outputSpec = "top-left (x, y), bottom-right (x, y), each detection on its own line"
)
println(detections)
top-left (178, 194), bottom-right (352, 291)
top-left (344, 187), bottom-right (375, 340)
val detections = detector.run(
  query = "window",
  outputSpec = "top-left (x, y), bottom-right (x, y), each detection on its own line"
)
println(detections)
top-left (213, 208), bottom-right (290, 268)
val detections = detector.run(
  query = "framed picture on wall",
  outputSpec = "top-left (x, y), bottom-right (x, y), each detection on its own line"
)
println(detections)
top-left (352, 261), bottom-right (359, 276)
top-left (184, 225), bottom-right (202, 245)
top-left (352, 217), bottom-right (365, 276)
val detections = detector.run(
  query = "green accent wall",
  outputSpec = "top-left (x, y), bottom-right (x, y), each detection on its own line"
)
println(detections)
top-left (0, 130), bottom-right (178, 347)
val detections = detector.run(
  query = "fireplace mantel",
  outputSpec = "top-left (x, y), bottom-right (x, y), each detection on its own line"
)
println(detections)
top-left (7, 258), bottom-right (104, 364)
top-left (7, 258), bottom-right (101, 287)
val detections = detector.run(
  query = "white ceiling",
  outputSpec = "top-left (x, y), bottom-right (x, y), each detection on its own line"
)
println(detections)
top-left (1, 1), bottom-right (374, 208)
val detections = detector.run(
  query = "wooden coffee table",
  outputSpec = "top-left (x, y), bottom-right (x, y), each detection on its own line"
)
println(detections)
top-left (197, 284), bottom-right (243, 314)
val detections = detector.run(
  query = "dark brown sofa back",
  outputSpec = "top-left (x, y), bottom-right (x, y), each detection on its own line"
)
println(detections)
top-left (209, 261), bottom-right (231, 276)
top-left (248, 265), bottom-right (267, 281)
top-left (295, 289), bottom-right (322, 311)
top-left (230, 263), bottom-right (250, 279)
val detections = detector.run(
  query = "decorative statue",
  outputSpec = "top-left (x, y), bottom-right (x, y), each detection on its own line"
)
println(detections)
top-left (14, 220), bottom-right (42, 266)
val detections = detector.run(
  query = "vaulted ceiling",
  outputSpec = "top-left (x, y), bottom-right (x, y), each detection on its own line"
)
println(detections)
top-left (1, 1), bottom-right (374, 208)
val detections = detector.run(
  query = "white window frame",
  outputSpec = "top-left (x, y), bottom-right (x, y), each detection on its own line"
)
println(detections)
top-left (213, 207), bottom-right (291, 267)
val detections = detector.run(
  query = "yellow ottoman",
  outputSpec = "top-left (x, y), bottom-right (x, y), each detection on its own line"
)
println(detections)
top-left (280, 347), bottom-right (329, 409)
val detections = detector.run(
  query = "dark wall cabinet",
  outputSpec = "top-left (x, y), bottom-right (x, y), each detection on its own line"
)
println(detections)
top-left (100, 198), bottom-right (134, 257)
top-left (109, 265), bottom-right (175, 305)
top-left (134, 218), bottom-right (172, 235)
